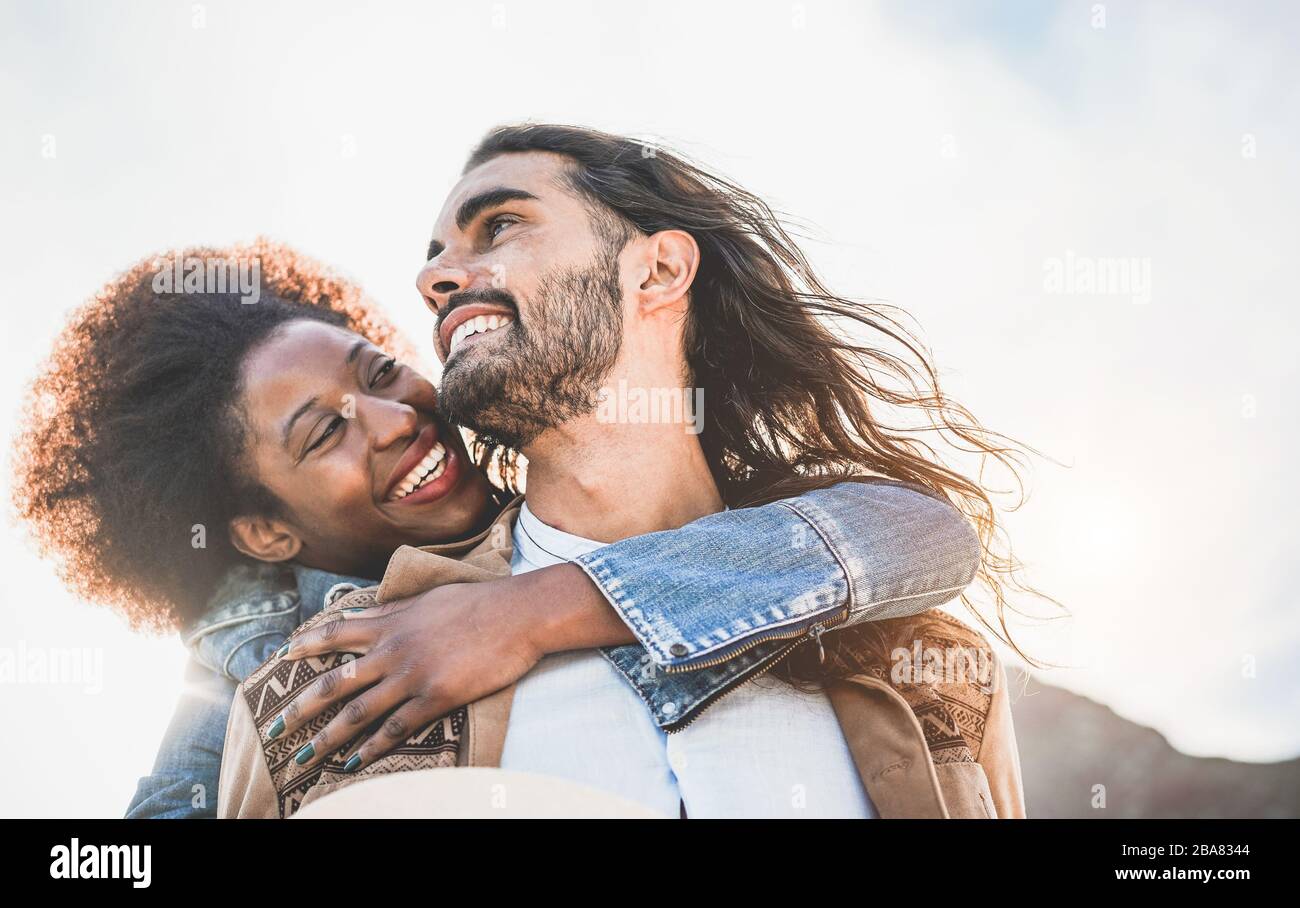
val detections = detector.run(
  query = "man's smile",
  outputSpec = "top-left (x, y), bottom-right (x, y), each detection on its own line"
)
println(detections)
top-left (438, 303), bottom-right (516, 360)
top-left (448, 313), bottom-right (514, 358)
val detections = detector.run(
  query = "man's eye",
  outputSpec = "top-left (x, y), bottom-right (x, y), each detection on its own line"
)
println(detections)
top-left (370, 357), bottom-right (398, 387)
top-left (306, 416), bottom-right (345, 454)
top-left (487, 216), bottom-right (515, 241)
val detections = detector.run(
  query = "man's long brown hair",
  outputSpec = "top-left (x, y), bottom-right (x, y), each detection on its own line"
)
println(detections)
top-left (464, 124), bottom-right (1056, 661)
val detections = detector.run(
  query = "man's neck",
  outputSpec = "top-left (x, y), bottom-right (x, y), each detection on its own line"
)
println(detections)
top-left (521, 413), bottom-right (723, 543)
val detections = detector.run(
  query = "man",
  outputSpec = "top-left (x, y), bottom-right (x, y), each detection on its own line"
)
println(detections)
top-left (408, 125), bottom-right (1023, 816)
top-left (413, 135), bottom-right (865, 816)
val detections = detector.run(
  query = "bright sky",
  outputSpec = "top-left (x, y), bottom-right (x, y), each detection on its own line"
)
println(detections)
top-left (2, 0), bottom-right (1297, 817)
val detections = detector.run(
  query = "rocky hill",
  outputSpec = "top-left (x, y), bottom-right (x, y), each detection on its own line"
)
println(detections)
top-left (1011, 677), bottom-right (1299, 818)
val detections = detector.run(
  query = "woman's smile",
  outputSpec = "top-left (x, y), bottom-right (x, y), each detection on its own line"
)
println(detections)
top-left (382, 421), bottom-right (467, 507)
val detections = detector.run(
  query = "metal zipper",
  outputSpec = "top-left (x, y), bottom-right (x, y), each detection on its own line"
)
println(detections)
top-left (662, 605), bottom-right (849, 674)
top-left (662, 608), bottom-right (848, 734)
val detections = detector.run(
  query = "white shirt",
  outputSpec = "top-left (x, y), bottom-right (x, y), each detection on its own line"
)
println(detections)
top-left (498, 501), bottom-right (876, 818)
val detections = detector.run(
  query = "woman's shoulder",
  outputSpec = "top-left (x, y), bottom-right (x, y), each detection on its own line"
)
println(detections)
top-left (181, 562), bottom-right (301, 682)
top-left (183, 563), bottom-right (299, 637)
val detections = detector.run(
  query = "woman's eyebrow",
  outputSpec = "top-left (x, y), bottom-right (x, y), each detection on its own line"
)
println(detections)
top-left (282, 396), bottom-right (320, 449)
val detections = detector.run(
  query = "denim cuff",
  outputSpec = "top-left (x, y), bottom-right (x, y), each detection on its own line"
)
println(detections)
top-left (781, 481), bottom-right (981, 625)
top-left (573, 480), bottom-right (981, 671)
top-left (572, 498), bottom-right (850, 669)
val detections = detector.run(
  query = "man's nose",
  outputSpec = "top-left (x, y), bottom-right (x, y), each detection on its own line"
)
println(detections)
top-left (416, 257), bottom-right (471, 317)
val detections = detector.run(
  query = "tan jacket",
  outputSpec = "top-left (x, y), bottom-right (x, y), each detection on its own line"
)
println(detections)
top-left (219, 501), bottom-right (1025, 819)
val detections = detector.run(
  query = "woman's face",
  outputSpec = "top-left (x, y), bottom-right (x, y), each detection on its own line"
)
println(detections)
top-left (233, 319), bottom-right (497, 577)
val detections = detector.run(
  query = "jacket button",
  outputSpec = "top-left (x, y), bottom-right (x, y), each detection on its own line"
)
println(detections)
top-left (669, 643), bottom-right (689, 657)
top-left (661, 702), bottom-right (678, 716)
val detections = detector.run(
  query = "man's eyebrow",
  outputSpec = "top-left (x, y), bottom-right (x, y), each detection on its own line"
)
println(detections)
top-left (456, 187), bottom-right (537, 231)
top-left (425, 188), bottom-right (537, 263)
top-left (282, 396), bottom-right (319, 450)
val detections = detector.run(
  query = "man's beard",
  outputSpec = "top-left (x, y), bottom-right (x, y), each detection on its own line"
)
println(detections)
top-left (437, 243), bottom-right (624, 449)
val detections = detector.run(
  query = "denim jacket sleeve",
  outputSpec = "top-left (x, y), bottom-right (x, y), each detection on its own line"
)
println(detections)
top-left (573, 479), bottom-right (981, 671)
top-left (124, 658), bottom-right (235, 819)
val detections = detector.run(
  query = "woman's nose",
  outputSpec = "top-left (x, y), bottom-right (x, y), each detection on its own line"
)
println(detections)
top-left (367, 397), bottom-right (419, 450)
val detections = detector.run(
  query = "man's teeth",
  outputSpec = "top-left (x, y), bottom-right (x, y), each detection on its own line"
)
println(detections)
top-left (449, 313), bottom-right (513, 356)
top-left (391, 443), bottom-right (447, 500)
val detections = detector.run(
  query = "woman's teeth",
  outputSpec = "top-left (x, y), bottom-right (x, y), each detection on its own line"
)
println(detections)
top-left (449, 314), bottom-right (513, 356)
top-left (390, 442), bottom-right (447, 501)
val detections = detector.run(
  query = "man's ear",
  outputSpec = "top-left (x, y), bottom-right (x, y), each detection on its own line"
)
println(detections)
top-left (228, 515), bottom-right (302, 563)
top-left (636, 229), bottom-right (699, 316)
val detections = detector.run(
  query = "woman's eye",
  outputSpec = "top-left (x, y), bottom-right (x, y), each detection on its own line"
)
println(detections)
top-left (370, 357), bottom-right (398, 387)
top-left (306, 416), bottom-right (345, 455)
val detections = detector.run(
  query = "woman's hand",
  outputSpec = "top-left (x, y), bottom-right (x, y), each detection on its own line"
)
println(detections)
top-left (270, 563), bottom-right (637, 773)
top-left (271, 580), bottom-right (543, 773)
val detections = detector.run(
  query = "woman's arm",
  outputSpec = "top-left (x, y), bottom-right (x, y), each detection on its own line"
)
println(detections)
top-left (277, 478), bottom-right (981, 771)
top-left (125, 659), bottom-right (235, 819)
top-left (459, 478), bottom-right (981, 667)
top-left (571, 478), bottom-right (981, 669)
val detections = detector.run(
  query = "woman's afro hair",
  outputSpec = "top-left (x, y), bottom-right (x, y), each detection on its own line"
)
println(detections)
top-left (10, 239), bottom-right (413, 632)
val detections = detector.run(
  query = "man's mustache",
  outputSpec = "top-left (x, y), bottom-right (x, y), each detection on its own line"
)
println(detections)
top-left (435, 288), bottom-right (520, 338)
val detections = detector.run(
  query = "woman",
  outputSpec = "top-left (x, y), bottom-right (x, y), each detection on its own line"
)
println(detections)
top-left (13, 241), bottom-right (987, 817)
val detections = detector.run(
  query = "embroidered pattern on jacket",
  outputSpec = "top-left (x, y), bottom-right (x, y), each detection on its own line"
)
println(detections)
top-left (784, 611), bottom-right (994, 764)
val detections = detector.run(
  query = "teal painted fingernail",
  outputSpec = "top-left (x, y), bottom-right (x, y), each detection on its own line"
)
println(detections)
top-left (267, 715), bottom-right (285, 739)
top-left (294, 742), bottom-right (315, 765)
top-left (344, 608), bottom-right (366, 613)
top-left (276, 643), bottom-right (290, 658)
top-left (344, 754), bottom-right (362, 772)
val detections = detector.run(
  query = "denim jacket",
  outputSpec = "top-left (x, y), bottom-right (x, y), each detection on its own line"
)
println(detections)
top-left (125, 479), bottom-right (979, 818)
